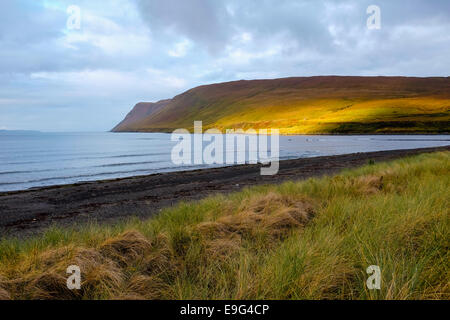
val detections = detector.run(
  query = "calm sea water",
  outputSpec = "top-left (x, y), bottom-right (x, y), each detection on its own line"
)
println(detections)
top-left (0, 132), bottom-right (448, 192)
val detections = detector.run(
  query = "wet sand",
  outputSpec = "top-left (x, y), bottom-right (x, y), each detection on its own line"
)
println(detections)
top-left (1, 146), bottom-right (448, 237)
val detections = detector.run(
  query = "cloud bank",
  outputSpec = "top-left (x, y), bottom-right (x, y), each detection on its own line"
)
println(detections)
top-left (0, 0), bottom-right (449, 131)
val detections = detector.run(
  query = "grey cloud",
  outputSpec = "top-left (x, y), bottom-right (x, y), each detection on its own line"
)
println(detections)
top-left (136, 0), bottom-right (231, 54)
top-left (0, 0), bottom-right (449, 131)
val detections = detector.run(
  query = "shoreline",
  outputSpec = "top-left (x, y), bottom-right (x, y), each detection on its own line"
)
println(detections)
top-left (1, 145), bottom-right (449, 238)
top-left (111, 130), bottom-right (450, 135)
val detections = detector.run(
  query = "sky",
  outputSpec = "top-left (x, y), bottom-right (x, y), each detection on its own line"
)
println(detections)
top-left (0, 0), bottom-right (449, 132)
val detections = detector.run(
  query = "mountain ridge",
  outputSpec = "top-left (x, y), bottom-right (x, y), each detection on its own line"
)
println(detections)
top-left (112, 76), bottom-right (450, 134)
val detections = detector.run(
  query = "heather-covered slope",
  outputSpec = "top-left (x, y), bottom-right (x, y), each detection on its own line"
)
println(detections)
top-left (112, 76), bottom-right (450, 134)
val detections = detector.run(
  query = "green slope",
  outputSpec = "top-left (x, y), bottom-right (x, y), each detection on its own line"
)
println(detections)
top-left (112, 76), bottom-right (450, 134)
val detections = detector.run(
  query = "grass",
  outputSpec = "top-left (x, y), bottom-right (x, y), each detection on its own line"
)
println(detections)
top-left (0, 151), bottom-right (449, 300)
top-left (113, 77), bottom-right (450, 134)
top-left (210, 97), bottom-right (450, 134)
top-left (119, 96), bottom-right (450, 134)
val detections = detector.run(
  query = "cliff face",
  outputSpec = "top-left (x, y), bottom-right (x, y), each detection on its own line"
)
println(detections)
top-left (111, 100), bottom-right (171, 132)
top-left (112, 76), bottom-right (450, 134)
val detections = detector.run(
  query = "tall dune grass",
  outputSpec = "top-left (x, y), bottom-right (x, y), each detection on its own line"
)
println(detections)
top-left (0, 151), bottom-right (448, 300)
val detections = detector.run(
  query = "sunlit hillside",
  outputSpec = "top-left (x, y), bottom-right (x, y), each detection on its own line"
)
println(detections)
top-left (113, 76), bottom-right (450, 134)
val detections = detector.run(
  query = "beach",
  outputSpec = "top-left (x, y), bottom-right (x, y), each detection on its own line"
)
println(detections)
top-left (1, 145), bottom-right (448, 237)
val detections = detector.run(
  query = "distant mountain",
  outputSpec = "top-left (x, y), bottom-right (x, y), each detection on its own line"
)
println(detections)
top-left (112, 76), bottom-right (450, 134)
top-left (0, 130), bottom-right (41, 135)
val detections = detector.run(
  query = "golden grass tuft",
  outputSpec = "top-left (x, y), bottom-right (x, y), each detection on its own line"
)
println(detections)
top-left (27, 272), bottom-right (76, 300)
top-left (204, 236), bottom-right (242, 260)
top-left (0, 276), bottom-right (11, 300)
top-left (124, 274), bottom-right (168, 299)
top-left (357, 175), bottom-right (385, 194)
top-left (142, 236), bottom-right (178, 278)
top-left (0, 288), bottom-right (10, 300)
top-left (25, 247), bottom-right (122, 299)
top-left (99, 230), bottom-right (152, 267)
top-left (196, 193), bottom-right (315, 241)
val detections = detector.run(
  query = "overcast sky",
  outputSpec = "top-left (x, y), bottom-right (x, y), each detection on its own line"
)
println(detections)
top-left (1, 0), bottom-right (449, 131)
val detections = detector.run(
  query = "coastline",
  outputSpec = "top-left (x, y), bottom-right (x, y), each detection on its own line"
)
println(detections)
top-left (1, 145), bottom-right (449, 238)
top-left (111, 129), bottom-right (450, 135)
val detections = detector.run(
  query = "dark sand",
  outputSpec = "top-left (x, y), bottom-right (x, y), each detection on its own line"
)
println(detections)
top-left (1, 146), bottom-right (448, 237)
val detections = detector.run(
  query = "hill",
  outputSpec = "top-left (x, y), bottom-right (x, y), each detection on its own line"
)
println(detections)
top-left (112, 76), bottom-right (450, 134)
top-left (112, 100), bottom-right (170, 132)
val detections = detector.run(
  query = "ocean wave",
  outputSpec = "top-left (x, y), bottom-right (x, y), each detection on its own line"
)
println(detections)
top-left (1, 152), bottom-right (170, 165)
top-left (0, 164), bottom-right (207, 186)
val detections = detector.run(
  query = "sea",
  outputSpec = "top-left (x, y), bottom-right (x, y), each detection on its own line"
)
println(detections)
top-left (0, 132), bottom-right (448, 192)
